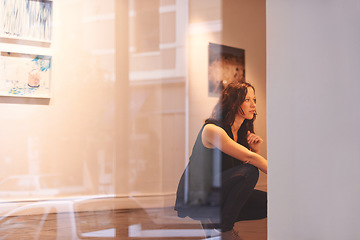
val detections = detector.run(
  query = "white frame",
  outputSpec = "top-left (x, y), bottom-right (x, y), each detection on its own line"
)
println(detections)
top-left (0, 0), bottom-right (53, 43)
top-left (0, 51), bottom-right (52, 98)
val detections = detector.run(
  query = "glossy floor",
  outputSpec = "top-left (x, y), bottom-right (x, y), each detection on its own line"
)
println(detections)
top-left (0, 197), bottom-right (266, 240)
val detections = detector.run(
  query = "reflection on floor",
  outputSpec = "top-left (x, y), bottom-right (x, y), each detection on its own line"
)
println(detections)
top-left (0, 196), bottom-right (266, 240)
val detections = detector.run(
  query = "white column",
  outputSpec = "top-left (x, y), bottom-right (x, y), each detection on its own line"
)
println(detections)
top-left (267, 0), bottom-right (360, 239)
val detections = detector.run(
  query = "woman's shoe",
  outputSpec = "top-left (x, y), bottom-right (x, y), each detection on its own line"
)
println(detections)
top-left (200, 219), bottom-right (221, 238)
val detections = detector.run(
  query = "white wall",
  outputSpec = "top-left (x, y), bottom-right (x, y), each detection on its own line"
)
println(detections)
top-left (267, 0), bottom-right (360, 239)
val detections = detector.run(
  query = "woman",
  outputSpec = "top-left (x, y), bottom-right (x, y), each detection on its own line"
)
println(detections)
top-left (175, 81), bottom-right (267, 240)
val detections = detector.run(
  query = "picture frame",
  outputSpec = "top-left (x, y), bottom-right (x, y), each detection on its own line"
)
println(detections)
top-left (0, 51), bottom-right (52, 98)
top-left (208, 43), bottom-right (245, 97)
top-left (0, 0), bottom-right (53, 43)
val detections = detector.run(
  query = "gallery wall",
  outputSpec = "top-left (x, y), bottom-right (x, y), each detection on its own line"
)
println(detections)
top-left (267, 0), bottom-right (360, 239)
top-left (0, 0), bottom-right (187, 204)
top-left (0, 0), bottom-right (121, 201)
top-left (0, 0), bottom-right (267, 206)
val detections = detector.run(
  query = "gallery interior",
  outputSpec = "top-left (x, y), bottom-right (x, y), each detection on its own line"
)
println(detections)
top-left (1, 0), bottom-right (360, 239)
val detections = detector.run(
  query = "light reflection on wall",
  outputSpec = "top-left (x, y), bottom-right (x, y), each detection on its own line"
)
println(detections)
top-left (127, 0), bottom-right (187, 196)
top-left (0, 0), bottom-right (117, 201)
top-left (0, 0), bottom-right (189, 202)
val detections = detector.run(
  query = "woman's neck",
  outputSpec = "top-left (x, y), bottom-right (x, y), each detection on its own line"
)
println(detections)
top-left (231, 115), bottom-right (245, 134)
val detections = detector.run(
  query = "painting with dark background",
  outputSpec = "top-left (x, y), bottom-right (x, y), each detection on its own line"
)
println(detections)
top-left (208, 43), bottom-right (245, 97)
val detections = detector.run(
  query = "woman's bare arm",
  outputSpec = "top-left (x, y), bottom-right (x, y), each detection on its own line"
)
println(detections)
top-left (202, 124), bottom-right (267, 174)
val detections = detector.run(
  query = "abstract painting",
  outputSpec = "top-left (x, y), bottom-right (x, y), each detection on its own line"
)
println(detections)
top-left (208, 43), bottom-right (245, 97)
top-left (0, 0), bottom-right (52, 42)
top-left (0, 52), bottom-right (51, 98)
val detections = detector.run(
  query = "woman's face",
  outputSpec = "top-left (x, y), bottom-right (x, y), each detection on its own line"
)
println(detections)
top-left (239, 87), bottom-right (256, 119)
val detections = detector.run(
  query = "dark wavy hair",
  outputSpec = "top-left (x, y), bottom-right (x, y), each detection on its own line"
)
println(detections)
top-left (208, 81), bottom-right (256, 133)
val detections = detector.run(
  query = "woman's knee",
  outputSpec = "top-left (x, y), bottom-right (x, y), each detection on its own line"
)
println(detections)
top-left (223, 164), bottom-right (259, 185)
top-left (241, 164), bottom-right (259, 183)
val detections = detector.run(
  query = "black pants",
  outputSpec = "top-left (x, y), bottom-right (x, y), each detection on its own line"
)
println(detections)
top-left (219, 164), bottom-right (267, 231)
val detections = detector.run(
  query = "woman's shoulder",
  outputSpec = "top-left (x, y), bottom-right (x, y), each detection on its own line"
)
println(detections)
top-left (202, 118), bottom-right (230, 145)
top-left (203, 118), bottom-right (233, 141)
top-left (204, 118), bottom-right (222, 127)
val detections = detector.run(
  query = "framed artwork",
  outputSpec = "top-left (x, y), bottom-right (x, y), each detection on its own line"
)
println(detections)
top-left (0, 0), bottom-right (53, 42)
top-left (208, 43), bottom-right (245, 97)
top-left (0, 52), bottom-right (52, 98)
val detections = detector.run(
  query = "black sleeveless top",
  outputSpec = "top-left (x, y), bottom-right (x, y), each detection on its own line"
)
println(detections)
top-left (174, 118), bottom-right (250, 219)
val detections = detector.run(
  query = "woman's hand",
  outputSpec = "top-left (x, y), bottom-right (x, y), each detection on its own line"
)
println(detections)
top-left (247, 131), bottom-right (263, 153)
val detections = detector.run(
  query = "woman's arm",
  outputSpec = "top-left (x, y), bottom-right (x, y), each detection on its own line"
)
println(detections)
top-left (202, 124), bottom-right (267, 174)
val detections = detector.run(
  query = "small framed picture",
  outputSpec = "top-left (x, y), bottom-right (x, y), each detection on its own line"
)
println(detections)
top-left (0, 0), bottom-right (53, 43)
top-left (0, 51), bottom-right (52, 98)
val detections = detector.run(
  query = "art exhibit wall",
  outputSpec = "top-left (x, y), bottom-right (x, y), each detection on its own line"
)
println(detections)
top-left (267, 0), bottom-right (360, 239)
top-left (0, 0), bottom-right (130, 201)
top-left (0, 0), bottom-right (267, 207)
top-left (0, 0), bottom-right (188, 204)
